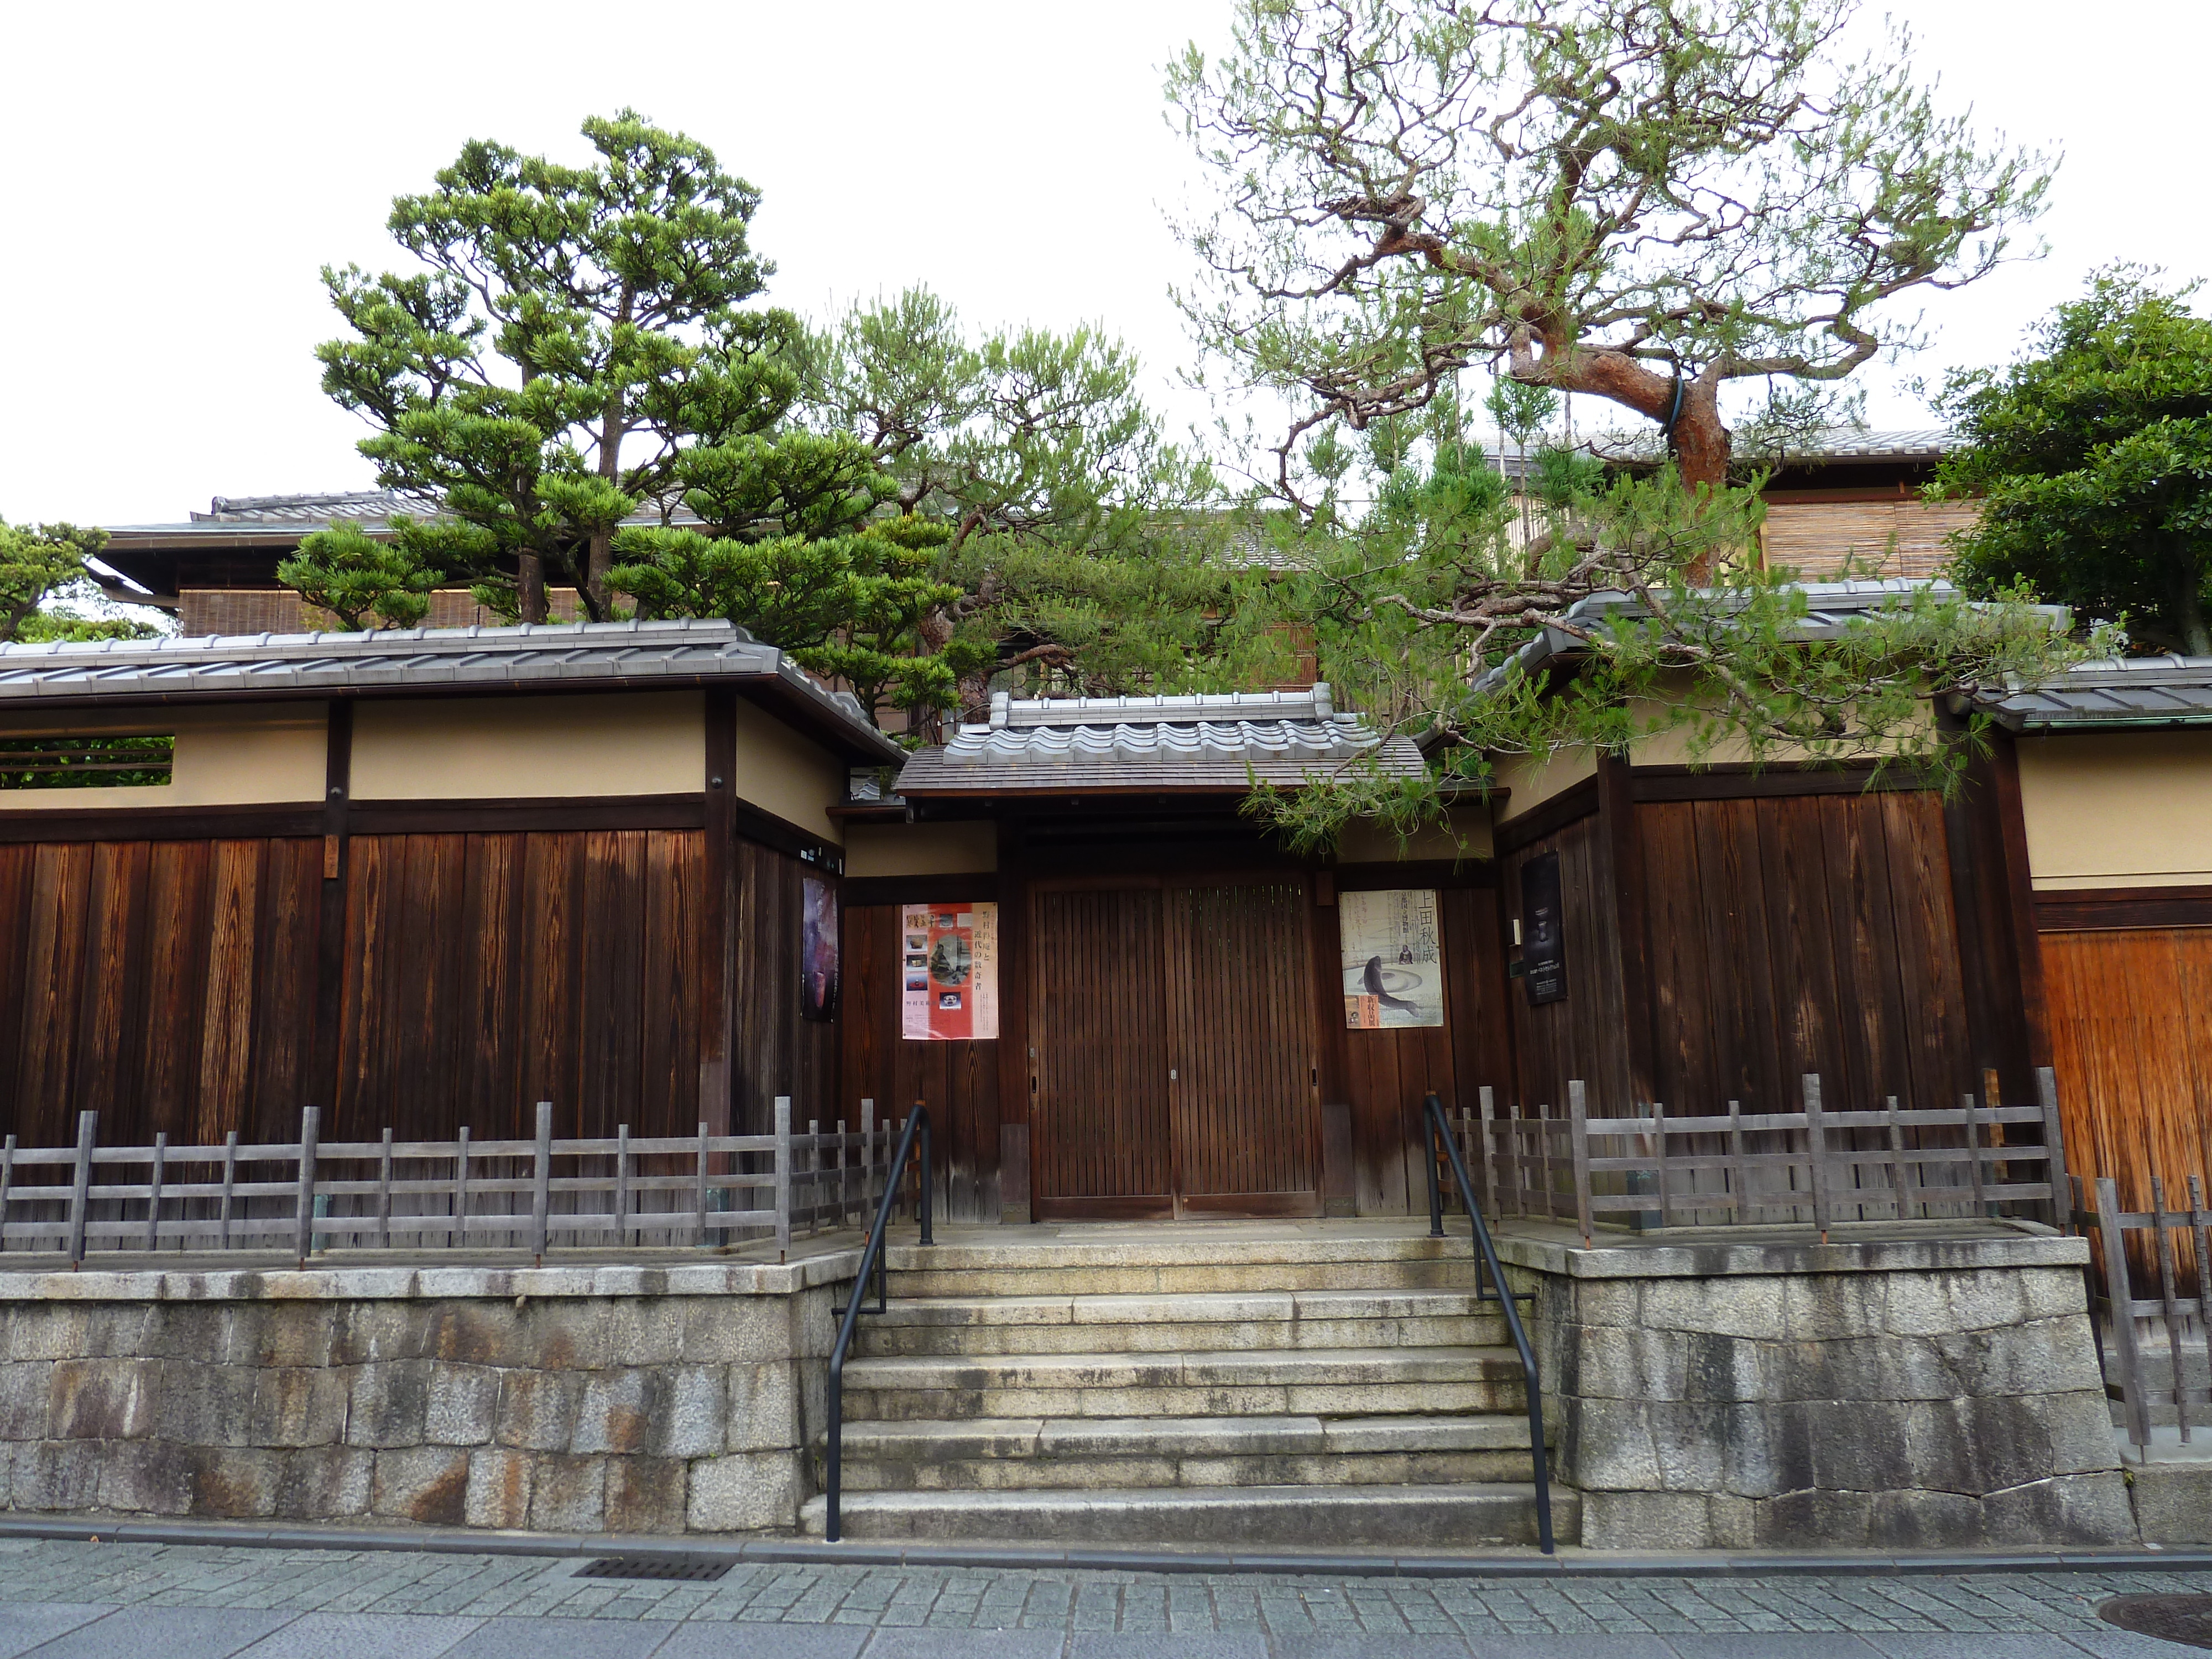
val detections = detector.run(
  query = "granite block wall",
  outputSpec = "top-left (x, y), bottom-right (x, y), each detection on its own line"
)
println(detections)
top-left (0, 1261), bottom-right (844, 1534)
top-left (1496, 1229), bottom-right (2138, 1550)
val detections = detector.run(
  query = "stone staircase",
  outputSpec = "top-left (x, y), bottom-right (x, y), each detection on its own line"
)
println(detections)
top-left (800, 1226), bottom-right (1573, 1548)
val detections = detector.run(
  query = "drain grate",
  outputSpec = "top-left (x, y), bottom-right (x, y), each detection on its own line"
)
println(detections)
top-left (2100, 1595), bottom-right (2212, 1650)
top-left (576, 1556), bottom-right (731, 1583)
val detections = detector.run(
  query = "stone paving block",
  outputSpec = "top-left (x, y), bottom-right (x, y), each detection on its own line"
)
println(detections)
top-left (1665, 1638), bottom-right (1882, 1659)
top-left (439, 1615), bottom-right (671, 1658)
top-left (232, 1611), bottom-right (486, 1658)
top-left (863, 1632), bottom-right (1068, 1659)
top-left (654, 1627), bottom-right (869, 1658)
top-left (465, 1448), bottom-right (535, 1530)
top-left (369, 1444), bottom-right (471, 1525)
top-left (425, 1364), bottom-right (502, 1446)
top-left (0, 1601), bottom-right (112, 1657)
top-left (15, 1603), bottom-right (293, 1658)
top-left (2131, 1460), bottom-right (2212, 1544)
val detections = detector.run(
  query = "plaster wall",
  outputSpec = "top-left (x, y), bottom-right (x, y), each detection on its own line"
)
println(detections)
top-left (1337, 806), bottom-right (1494, 865)
top-left (728, 697), bottom-right (846, 847)
top-left (0, 703), bottom-right (325, 810)
top-left (2016, 729), bottom-right (2212, 889)
top-left (843, 822), bottom-right (997, 878)
top-left (351, 692), bottom-right (705, 802)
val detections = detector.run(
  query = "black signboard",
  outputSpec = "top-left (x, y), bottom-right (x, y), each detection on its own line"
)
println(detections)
top-left (1521, 851), bottom-right (1568, 1006)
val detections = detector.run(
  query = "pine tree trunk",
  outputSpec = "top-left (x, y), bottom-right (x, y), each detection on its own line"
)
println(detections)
top-left (1670, 399), bottom-right (1729, 493)
top-left (518, 555), bottom-right (548, 625)
top-left (2177, 567), bottom-right (2212, 658)
top-left (585, 531), bottom-right (611, 623)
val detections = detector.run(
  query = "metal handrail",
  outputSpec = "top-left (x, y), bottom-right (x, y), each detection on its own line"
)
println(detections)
top-left (824, 1102), bottom-right (932, 1545)
top-left (1421, 1092), bottom-right (1555, 1555)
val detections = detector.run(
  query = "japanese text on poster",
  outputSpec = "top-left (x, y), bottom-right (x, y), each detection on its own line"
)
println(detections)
top-left (900, 902), bottom-right (999, 1041)
top-left (1340, 888), bottom-right (1444, 1029)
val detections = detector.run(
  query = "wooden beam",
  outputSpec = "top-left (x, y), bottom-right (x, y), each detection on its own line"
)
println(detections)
top-left (1629, 763), bottom-right (1936, 802)
top-left (345, 796), bottom-right (707, 834)
top-left (0, 806), bottom-right (321, 842)
top-left (1596, 754), bottom-right (1659, 1109)
top-left (2034, 885), bottom-right (2212, 931)
top-left (312, 701), bottom-right (352, 1120)
top-left (700, 690), bottom-right (738, 1135)
top-left (1987, 731), bottom-right (2054, 1071)
top-left (842, 874), bottom-right (999, 909)
top-left (1333, 860), bottom-right (1500, 891)
top-left (1493, 776), bottom-right (1599, 855)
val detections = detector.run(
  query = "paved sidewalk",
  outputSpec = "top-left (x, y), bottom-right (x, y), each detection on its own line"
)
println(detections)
top-left (0, 1538), bottom-right (2203, 1656)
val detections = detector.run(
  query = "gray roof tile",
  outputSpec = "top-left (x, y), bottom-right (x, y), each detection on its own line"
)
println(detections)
top-left (1969, 655), bottom-right (2212, 729)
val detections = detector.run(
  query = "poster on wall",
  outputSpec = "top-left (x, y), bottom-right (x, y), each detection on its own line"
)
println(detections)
top-left (900, 902), bottom-right (999, 1041)
top-left (800, 875), bottom-right (839, 1022)
top-left (1520, 851), bottom-right (1569, 1006)
top-left (1340, 888), bottom-right (1445, 1029)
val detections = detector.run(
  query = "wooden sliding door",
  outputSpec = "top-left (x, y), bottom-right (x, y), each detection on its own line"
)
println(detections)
top-left (1032, 875), bottom-right (1322, 1219)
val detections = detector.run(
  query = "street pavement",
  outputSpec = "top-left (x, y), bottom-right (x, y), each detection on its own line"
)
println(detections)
top-left (0, 1538), bottom-right (2203, 1656)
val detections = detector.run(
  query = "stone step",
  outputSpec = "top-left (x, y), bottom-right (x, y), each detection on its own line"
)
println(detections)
top-left (826, 1413), bottom-right (1539, 1491)
top-left (800, 1481), bottom-right (1573, 1547)
top-left (851, 1291), bottom-right (1506, 1357)
top-left (881, 1237), bottom-right (1484, 1299)
top-left (839, 1346), bottom-right (1526, 1421)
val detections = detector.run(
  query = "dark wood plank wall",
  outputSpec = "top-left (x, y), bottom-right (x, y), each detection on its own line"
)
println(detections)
top-left (0, 837), bottom-right (324, 1148)
top-left (841, 902), bottom-right (1001, 1222)
top-left (1499, 808), bottom-right (1636, 1116)
top-left (731, 837), bottom-right (839, 1139)
top-left (1632, 792), bottom-right (1978, 1114)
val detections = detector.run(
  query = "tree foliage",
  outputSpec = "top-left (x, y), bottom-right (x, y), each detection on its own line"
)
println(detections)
top-left (1936, 269), bottom-right (2212, 656)
top-left (1167, 0), bottom-right (2050, 500)
top-left (0, 521), bottom-right (163, 645)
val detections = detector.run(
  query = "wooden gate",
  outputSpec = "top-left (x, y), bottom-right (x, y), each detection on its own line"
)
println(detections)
top-left (1031, 876), bottom-right (1321, 1219)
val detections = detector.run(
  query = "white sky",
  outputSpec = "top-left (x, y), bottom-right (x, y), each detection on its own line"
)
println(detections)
top-left (2, 0), bottom-right (2205, 527)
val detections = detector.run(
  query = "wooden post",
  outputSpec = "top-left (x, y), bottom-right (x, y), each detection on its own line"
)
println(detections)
top-left (144, 1132), bottom-right (168, 1252)
top-left (294, 1106), bottom-right (320, 1268)
top-left (2190, 1174), bottom-right (2211, 1426)
top-left (1802, 1074), bottom-right (1830, 1243)
top-left (1535, 1099), bottom-right (1553, 1223)
top-left (452, 1126), bottom-right (471, 1247)
top-left (2150, 1174), bottom-right (2191, 1444)
top-left (219, 1131), bottom-right (238, 1250)
top-left (1651, 1100), bottom-right (1669, 1229)
top-left (66, 1110), bottom-right (95, 1267)
top-left (2036, 1067), bottom-right (2072, 1233)
top-left (530, 1101), bottom-right (554, 1265)
top-left (1885, 1097), bottom-right (1913, 1223)
top-left (376, 1128), bottom-right (393, 1250)
top-left (1961, 1092), bottom-right (1987, 1217)
top-left (615, 1125), bottom-right (632, 1247)
top-left (0, 1133), bottom-right (14, 1254)
top-left (2094, 1175), bottom-right (2152, 1447)
top-left (1474, 1089), bottom-right (1497, 1220)
top-left (808, 1118), bottom-right (822, 1239)
top-left (1567, 1082), bottom-right (1593, 1247)
top-left (834, 1117), bottom-right (849, 1229)
top-left (695, 1120), bottom-right (711, 1248)
top-left (773, 1097), bottom-right (792, 1256)
top-left (861, 1099), bottom-right (876, 1225)
top-left (1726, 1102), bottom-right (1746, 1222)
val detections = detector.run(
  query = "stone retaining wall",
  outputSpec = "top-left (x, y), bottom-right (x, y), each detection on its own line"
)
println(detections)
top-left (0, 1259), bottom-right (849, 1534)
top-left (1495, 1225), bottom-right (2138, 1550)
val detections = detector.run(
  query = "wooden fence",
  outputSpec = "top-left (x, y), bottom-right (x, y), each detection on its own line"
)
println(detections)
top-left (2074, 1171), bottom-right (2210, 1449)
top-left (0, 1098), bottom-right (911, 1265)
top-left (1444, 1069), bottom-right (2070, 1244)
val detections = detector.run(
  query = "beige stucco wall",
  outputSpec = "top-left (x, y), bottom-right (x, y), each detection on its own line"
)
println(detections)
top-left (843, 821), bottom-right (998, 879)
top-left (0, 703), bottom-right (326, 809)
top-left (350, 692), bottom-right (706, 804)
top-left (1489, 748), bottom-right (1599, 823)
top-left (1337, 805), bottom-right (1494, 864)
top-left (727, 697), bottom-right (845, 847)
top-left (2017, 729), bottom-right (2212, 890)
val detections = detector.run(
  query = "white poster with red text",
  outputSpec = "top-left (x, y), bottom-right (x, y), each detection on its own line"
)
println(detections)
top-left (900, 902), bottom-right (999, 1041)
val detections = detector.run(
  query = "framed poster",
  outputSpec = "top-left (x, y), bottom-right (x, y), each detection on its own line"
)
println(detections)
top-left (900, 902), bottom-right (1000, 1041)
top-left (1521, 851), bottom-right (1568, 1006)
top-left (1340, 888), bottom-right (1445, 1029)
top-left (800, 875), bottom-right (838, 1022)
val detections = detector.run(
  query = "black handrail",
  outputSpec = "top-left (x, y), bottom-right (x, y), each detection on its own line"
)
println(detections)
top-left (1421, 1092), bottom-right (1554, 1555)
top-left (824, 1102), bottom-right (932, 1545)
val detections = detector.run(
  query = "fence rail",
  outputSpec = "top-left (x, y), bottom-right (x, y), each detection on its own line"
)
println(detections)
top-left (0, 1099), bottom-right (912, 1265)
top-left (2074, 1171), bottom-right (2211, 1449)
top-left (1444, 1068), bottom-right (2070, 1244)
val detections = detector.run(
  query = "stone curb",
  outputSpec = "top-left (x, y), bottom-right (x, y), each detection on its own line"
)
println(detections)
top-left (0, 1513), bottom-right (2208, 1579)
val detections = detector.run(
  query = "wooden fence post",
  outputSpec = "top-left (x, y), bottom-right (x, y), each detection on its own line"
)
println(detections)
top-left (2149, 1174), bottom-right (2192, 1444)
top-left (1651, 1100), bottom-right (1669, 1228)
top-left (774, 1097), bottom-right (792, 1256)
top-left (1478, 1088), bottom-right (1500, 1220)
top-left (1802, 1074), bottom-right (1830, 1243)
top-left (530, 1101), bottom-right (554, 1265)
top-left (452, 1126), bottom-right (471, 1246)
top-left (615, 1125), bottom-right (631, 1247)
top-left (1962, 1092), bottom-right (1988, 1217)
top-left (376, 1128), bottom-right (393, 1250)
top-left (2094, 1175), bottom-right (2152, 1447)
top-left (1567, 1082), bottom-right (1593, 1246)
top-left (1535, 1099), bottom-right (1553, 1223)
top-left (143, 1131), bottom-right (167, 1253)
top-left (294, 1106), bottom-right (320, 1268)
top-left (2036, 1067), bottom-right (2072, 1232)
top-left (1884, 1097), bottom-right (1912, 1223)
top-left (0, 1133), bottom-right (14, 1254)
top-left (66, 1110), bottom-right (95, 1267)
top-left (861, 1099), bottom-right (875, 1226)
top-left (219, 1131), bottom-right (238, 1249)
top-left (1726, 1102), bottom-right (1747, 1221)
top-left (695, 1120), bottom-right (711, 1247)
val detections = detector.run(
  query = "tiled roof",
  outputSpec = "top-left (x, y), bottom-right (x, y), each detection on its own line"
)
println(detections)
top-left (1580, 427), bottom-right (1954, 467)
top-left (1968, 655), bottom-right (2212, 731)
top-left (0, 620), bottom-right (902, 761)
top-left (191, 491), bottom-right (428, 525)
top-left (895, 684), bottom-right (1424, 795)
